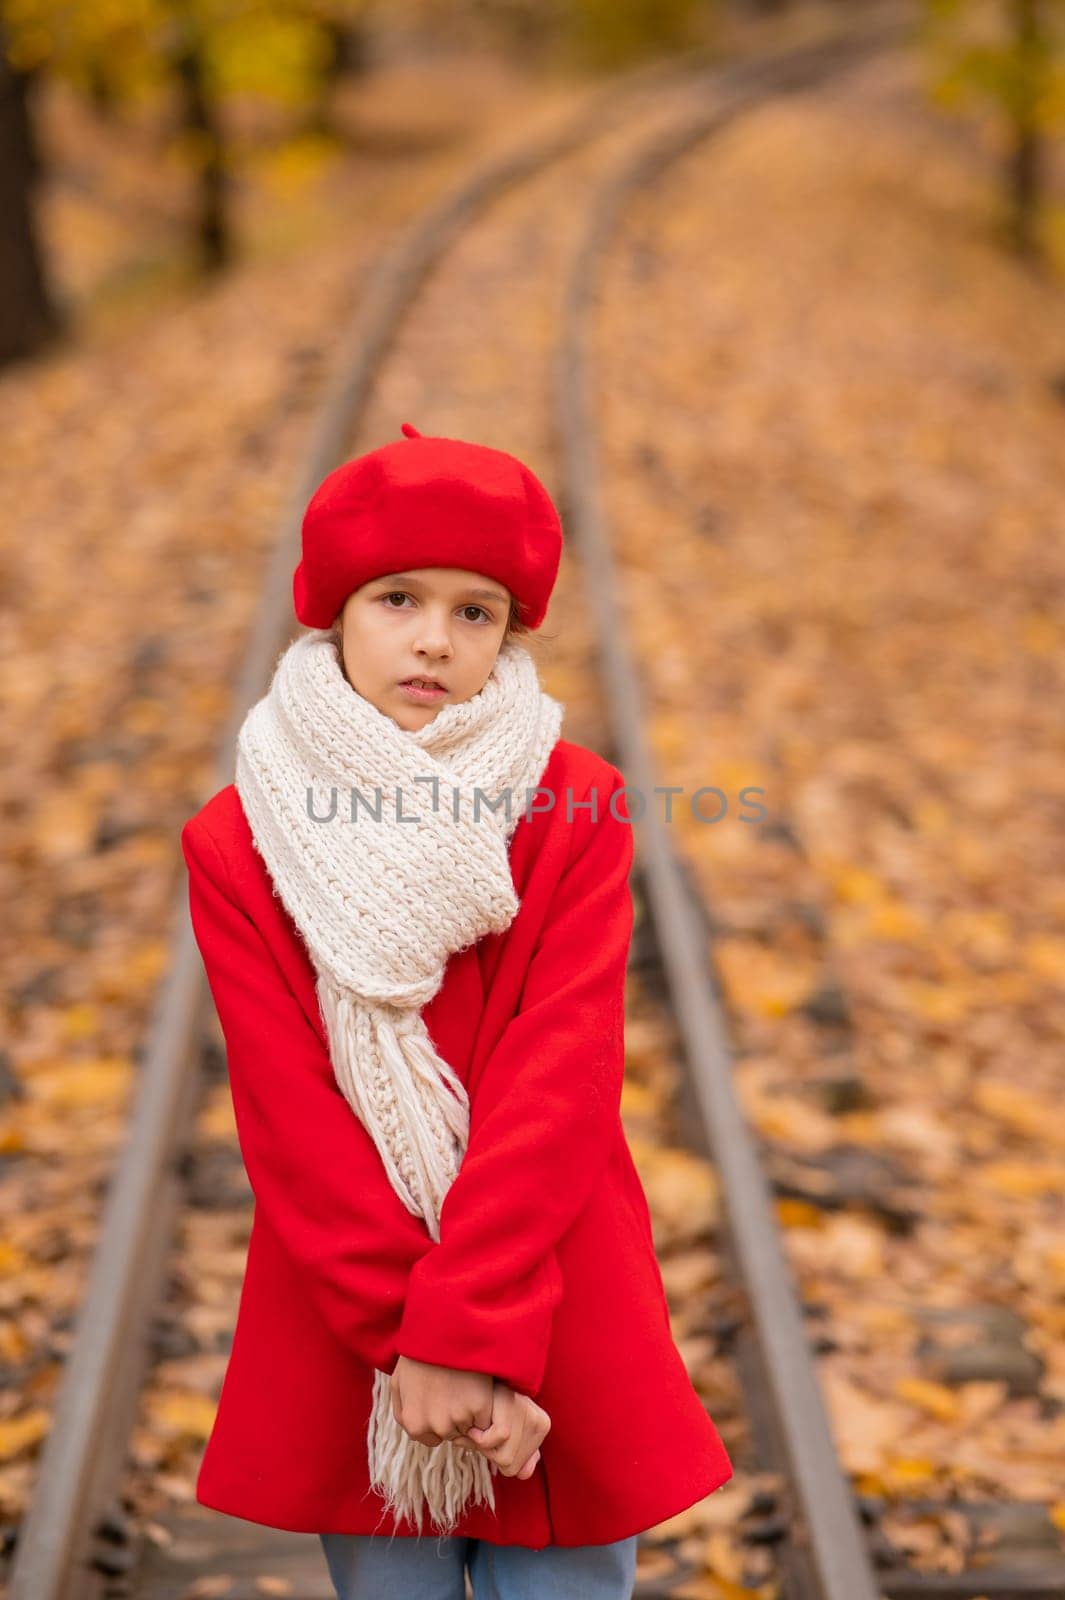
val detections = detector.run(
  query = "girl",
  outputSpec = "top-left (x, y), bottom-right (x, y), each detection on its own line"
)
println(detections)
top-left (181, 421), bottom-right (733, 1600)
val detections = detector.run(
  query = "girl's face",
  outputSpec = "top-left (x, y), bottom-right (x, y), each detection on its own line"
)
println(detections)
top-left (337, 566), bottom-right (512, 731)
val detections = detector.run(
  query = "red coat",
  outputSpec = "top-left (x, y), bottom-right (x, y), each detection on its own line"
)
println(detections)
top-left (181, 737), bottom-right (733, 1547)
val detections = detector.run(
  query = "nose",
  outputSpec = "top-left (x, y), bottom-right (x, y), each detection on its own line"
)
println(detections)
top-left (413, 611), bottom-right (454, 660)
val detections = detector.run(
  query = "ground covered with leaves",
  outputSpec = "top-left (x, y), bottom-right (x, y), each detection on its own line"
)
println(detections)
top-left (598, 42), bottom-right (1065, 1547)
top-left (0, 39), bottom-right (588, 1538)
top-left (1, 14), bottom-right (1063, 1596)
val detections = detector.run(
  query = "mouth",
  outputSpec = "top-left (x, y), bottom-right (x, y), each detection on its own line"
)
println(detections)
top-left (398, 677), bottom-right (448, 702)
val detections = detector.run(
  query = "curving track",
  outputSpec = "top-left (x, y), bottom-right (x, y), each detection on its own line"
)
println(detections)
top-left (14, 9), bottom-right (1062, 1600)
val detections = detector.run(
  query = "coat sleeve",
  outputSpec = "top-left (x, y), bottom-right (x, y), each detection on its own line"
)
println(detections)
top-left (393, 766), bottom-right (635, 1398)
top-left (181, 816), bottom-right (436, 1374)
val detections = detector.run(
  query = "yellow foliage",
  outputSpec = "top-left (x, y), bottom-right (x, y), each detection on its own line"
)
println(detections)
top-left (620, 1079), bottom-right (661, 1119)
top-left (903, 981), bottom-right (972, 1023)
top-left (973, 1079), bottom-right (1059, 1141)
top-left (126, 940), bottom-right (169, 986)
top-left (198, 1086), bottom-right (238, 1141)
top-left (260, 135), bottom-right (337, 199)
top-left (1042, 1246), bottom-right (1065, 1287)
top-left (857, 1459), bottom-right (933, 1491)
top-left (630, 1142), bottom-right (719, 1233)
top-left (59, 1005), bottom-right (101, 1041)
top-left (939, 908), bottom-right (1013, 963)
top-left (894, 1378), bottom-right (961, 1423)
top-left (880, 1457), bottom-right (938, 1488)
top-left (775, 1198), bottom-right (825, 1230)
top-left (0, 1410), bottom-right (50, 1462)
top-left (0, 1121), bottom-right (26, 1155)
top-left (27, 1057), bottom-right (133, 1109)
top-left (0, 1320), bottom-right (28, 1363)
top-left (145, 1389), bottom-right (218, 1441)
top-left (699, 1529), bottom-right (776, 1596)
top-left (863, 899), bottom-right (928, 940)
top-left (978, 1162), bottom-right (1064, 1197)
top-left (1023, 936), bottom-right (1065, 984)
top-left (912, 798), bottom-right (953, 834)
top-left (714, 940), bottom-right (817, 1018)
top-left (829, 866), bottom-right (887, 906)
top-left (972, 1164), bottom-right (1055, 1203)
top-left (0, 1242), bottom-right (29, 1278)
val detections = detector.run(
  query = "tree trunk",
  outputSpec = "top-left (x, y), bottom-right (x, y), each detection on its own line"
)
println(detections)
top-left (0, 42), bottom-right (67, 367)
top-left (1007, 0), bottom-right (1044, 259)
top-left (170, 11), bottom-right (230, 273)
top-left (304, 17), bottom-right (371, 140)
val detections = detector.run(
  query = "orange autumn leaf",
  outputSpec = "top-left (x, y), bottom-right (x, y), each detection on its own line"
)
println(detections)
top-left (894, 1378), bottom-right (961, 1423)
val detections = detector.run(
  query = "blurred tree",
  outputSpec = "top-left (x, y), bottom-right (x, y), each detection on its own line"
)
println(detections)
top-left (165, 3), bottom-right (229, 270)
top-left (0, 16), bottom-right (67, 365)
top-left (921, 0), bottom-right (1065, 260)
top-left (0, 0), bottom-right (373, 287)
top-left (451, 0), bottom-right (713, 70)
top-left (305, 2), bottom-right (370, 136)
top-left (562, 0), bottom-right (709, 69)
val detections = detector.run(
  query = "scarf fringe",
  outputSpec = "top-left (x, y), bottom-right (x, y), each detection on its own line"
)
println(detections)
top-left (367, 1370), bottom-right (497, 1535)
top-left (317, 974), bottom-right (500, 1533)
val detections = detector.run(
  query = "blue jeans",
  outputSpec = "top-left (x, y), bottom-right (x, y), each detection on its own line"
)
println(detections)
top-left (319, 1530), bottom-right (638, 1600)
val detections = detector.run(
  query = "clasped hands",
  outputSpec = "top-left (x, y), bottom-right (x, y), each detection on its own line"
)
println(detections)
top-left (390, 1355), bottom-right (551, 1480)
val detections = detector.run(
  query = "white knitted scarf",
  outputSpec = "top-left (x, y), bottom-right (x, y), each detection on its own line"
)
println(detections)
top-left (234, 628), bottom-right (564, 1534)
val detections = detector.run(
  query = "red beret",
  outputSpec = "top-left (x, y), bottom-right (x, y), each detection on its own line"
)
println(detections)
top-left (293, 422), bottom-right (563, 630)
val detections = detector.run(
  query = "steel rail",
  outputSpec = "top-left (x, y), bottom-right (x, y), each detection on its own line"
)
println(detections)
top-left (17, 17), bottom-right (1038, 1600)
top-left (554, 11), bottom-right (911, 1600)
top-left (5, 52), bottom-right (714, 1600)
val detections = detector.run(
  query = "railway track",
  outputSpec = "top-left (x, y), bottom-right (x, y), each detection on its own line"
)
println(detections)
top-left (11, 8), bottom-right (1064, 1599)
